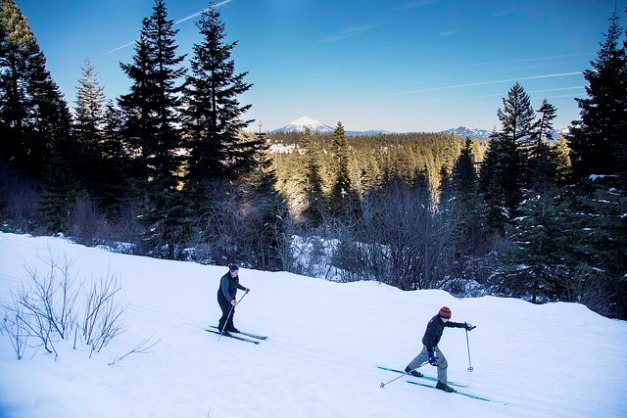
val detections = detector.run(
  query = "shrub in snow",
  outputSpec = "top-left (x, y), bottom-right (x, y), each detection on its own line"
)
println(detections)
top-left (0, 251), bottom-right (125, 360)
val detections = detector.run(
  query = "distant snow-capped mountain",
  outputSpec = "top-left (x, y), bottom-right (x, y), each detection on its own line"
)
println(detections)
top-left (270, 116), bottom-right (334, 134)
top-left (270, 116), bottom-right (393, 136)
top-left (269, 120), bottom-right (567, 140)
top-left (438, 126), bottom-right (492, 139)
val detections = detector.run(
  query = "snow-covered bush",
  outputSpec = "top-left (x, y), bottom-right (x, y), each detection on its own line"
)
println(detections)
top-left (0, 251), bottom-right (125, 360)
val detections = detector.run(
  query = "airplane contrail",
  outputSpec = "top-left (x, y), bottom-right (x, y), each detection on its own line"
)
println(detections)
top-left (422, 86), bottom-right (585, 105)
top-left (174, 0), bottom-right (234, 25)
top-left (382, 71), bottom-right (582, 96)
top-left (105, 0), bottom-right (234, 55)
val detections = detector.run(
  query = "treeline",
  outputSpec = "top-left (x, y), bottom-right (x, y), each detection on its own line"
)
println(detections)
top-left (0, 1), bottom-right (625, 318)
top-left (266, 10), bottom-right (626, 319)
top-left (0, 0), bottom-right (282, 268)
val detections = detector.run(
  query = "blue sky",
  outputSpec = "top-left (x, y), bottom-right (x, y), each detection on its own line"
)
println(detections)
top-left (16, 0), bottom-right (624, 132)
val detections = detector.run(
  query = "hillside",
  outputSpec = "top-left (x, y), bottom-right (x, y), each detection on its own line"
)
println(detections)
top-left (1, 233), bottom-right (626, 417)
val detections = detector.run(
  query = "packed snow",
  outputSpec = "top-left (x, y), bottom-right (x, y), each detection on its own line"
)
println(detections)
top-left (0, 233), bottom-right (626, 418)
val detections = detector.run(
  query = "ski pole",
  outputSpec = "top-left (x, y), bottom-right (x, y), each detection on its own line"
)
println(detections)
top-left (219, 292), bottom-right (248, 338)
top-left (465, 328), bottom-right (473, 372)
top-left (380, 362), bottom-right (427, 389)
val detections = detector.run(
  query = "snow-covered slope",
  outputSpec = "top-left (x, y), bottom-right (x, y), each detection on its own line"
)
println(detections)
top-left (1, 233), bottom-right (626, 417)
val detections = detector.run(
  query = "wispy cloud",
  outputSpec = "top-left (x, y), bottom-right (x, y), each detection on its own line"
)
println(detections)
top-left (423, 53), bottom-right (591, 72)
top-left (382, 72), bottom-right (582, 96)
top-left (105, 0), bottom-right (234, 55)
top-left (317, 22), bottom-right (386, 44)
top-left (493, 8), bottom-right (516, 18)
top-left (438, 29), bottom-right (459, 37)
top-left (426, 86), bottom-right (584, 103)
top-left (395, 0), bottom-right (440, 10)
top-left (528, 86), bottom-right (585, 94)
top-left (309, 66), bottom-right (341, 78)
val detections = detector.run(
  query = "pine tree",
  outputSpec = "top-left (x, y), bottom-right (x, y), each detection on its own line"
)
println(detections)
top-left (529, 99), bottom-right (558, 190)
top-left (0, 0), bottom-right (76, 232)
top-left (301, 128), bottom-right (326, 226)
top-left (554, 135), bottom-right (572, 185)
top-left (479, 83), bottom-right (536, 231)
top-left (329, 121), bottom-right (359, 220)
top-left (74, 59), bottom-right (106, 141)
top-left (568, 8), bottom-right (627, 178)
top-left (0, 0), bottom-right (72, 180)
top-left (118, 0), bottom-right (187, 257)
top-left (182, 0), bottom-right (253, 196)
top-left (98, 100), bottom-right (132, 213)
top-left (0, 0), bottom-right (31, 171)
top-left (73, 58), bottom-right (107, 201)
top-left (119, 0), bottom-right (185, 190)
top-left (444, 138), bottom-right (486, 255)
top-left (499, 101), bottom-right (561, 303)
top-left (500, 187), bottom-right (563, 303)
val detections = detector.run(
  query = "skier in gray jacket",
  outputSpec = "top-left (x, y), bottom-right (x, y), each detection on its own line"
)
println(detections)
top-left (404, 306), bottom-right (475, 392)
top-left (217, 263), bottom-right (250, 333)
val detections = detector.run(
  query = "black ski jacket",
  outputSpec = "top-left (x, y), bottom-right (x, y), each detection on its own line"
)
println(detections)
top-left (217, 271), bottom-right (246, 302)
top-left (421, 314), bottom-right (463, 353)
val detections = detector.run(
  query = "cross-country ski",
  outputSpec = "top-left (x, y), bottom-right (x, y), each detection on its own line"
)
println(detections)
top-left (377, 366), bottom-right (469, 387)
top-left (405, 380), bottom-right (504, 404)
top-left (204, 328), bottom-right (260, 344)
top-left (208, 326), bottom-right (267, 340)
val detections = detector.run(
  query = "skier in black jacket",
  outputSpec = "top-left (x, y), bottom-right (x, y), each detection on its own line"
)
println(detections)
top-left (404, 306), bottom-right (475, 392)
top-left (217, 263), bottom-right (250, 333)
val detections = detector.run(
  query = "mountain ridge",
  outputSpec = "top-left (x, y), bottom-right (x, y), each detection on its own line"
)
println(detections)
top-left (269, 117), bottom-right (565, 139)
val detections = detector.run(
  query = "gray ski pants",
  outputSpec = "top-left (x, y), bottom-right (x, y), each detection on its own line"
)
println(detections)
top-left (407, 345), bottom-right (448, 384)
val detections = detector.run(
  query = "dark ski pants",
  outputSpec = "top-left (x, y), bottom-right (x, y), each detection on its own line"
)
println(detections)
top-left (217, 295), bottom-right (235, 331)
top-left (407, 345), bottom-right (448, 384)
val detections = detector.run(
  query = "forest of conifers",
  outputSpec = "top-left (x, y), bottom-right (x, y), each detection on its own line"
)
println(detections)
top-left (0, 0), bottom-right (625, 318)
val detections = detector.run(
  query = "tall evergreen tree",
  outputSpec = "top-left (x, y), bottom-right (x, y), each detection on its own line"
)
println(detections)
top-left (554, 135), bottom-right (572, 185)
top-left (119, 0), bottom-right (185, 190)
top-left (479, 83), bottom-right (536, 231)
top-left (500, 186), bottom-right (563, 304)
top-left (118, 0), bottom-right (187, 257)
top-left (98, 100), bottom-right (132, 213)
top-left (72, 59), bottom-right (107, 200)
top-left (329, 121), bottom-right (359, 220)
top-left (529, 99), bottom-right (558, 190)
top-left (498, 101), bottom-right (560, 303)
top-left (301, 128), bottom-right (325, 226)
top-left (444, 138), bottom-right (486, 255)
top-left (0, 0), bottom-right (72, 180)
top-left (0, 0), bottom-right (30, 170)
top-left (182, 0), bottom-right (253, 196)
top-left (0, 0), bottom-right (75, 232)
top-left (568, 8), bottom-right (627, 178)
top-left (74, 59), bottom-right (106, 143)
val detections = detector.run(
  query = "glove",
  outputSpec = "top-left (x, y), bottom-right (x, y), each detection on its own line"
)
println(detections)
top-left (428, 352), bottom-right (438, 366)
top-left (464, 322), bottom-right (476, 331)
top-left (245, 288), bottom-right (250, 294)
